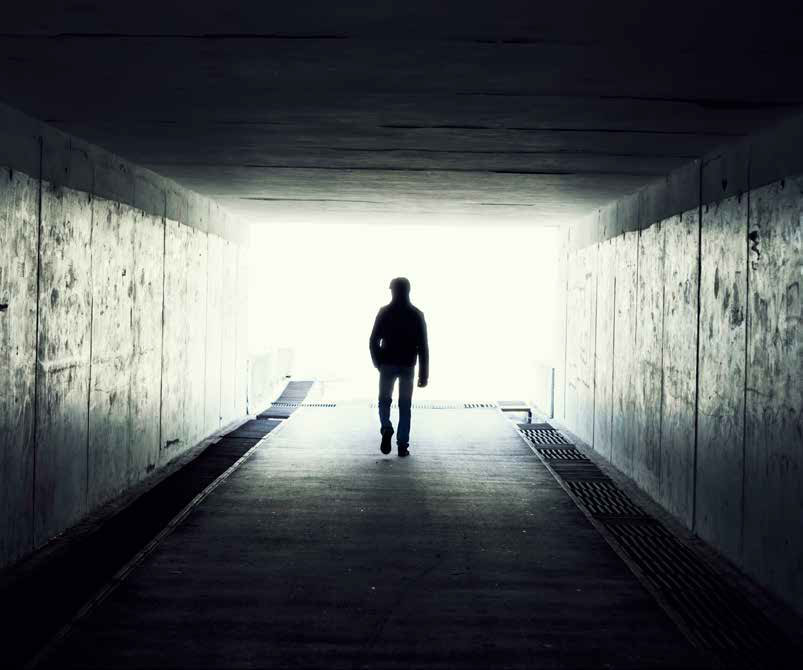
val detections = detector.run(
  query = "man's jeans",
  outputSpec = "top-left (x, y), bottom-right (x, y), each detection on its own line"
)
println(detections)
top-left (378, 364), bottom-right (415, 445)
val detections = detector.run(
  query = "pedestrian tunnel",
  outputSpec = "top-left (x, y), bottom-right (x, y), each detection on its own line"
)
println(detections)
top-left (1, 5), bottom-right (803, 665)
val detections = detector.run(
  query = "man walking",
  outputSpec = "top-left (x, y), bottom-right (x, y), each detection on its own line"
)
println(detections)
top-left (369, 277), bottom-right (429, 457)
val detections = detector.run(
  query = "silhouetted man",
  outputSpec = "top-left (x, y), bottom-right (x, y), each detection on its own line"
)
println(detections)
top-left (369, 277), bottom-right (429, 457)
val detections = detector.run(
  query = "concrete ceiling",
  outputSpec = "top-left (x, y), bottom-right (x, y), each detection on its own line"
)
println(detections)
top-left (1, 2), bottom-right (801, 226)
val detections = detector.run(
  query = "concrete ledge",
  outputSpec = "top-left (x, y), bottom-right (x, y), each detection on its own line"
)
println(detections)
top-left (598, 201), bottom-right (617, 240)
top-left (567, 113), bottom-right (802, 250)
top-left (188, 192), bottom-right (210, 234)
top-left (749, 113), bottom-right (803, 192)
top-left (41, 135), bottom-right (92, 193)
top-left (91, 146), bottom-right (136, 207)
top-left (0, 103), bottom-right (40, 177)
top-left (133, 167), bottom-right (166, 218)
top-left (617, 192), bottom-right (640, 236)
top-left (637, 161), bottom-right (699, 229)
top-left (638, 178), bottom-right (668, 231)
top-left (0, 100), bottom-right (247, 245)
top-left (666, 160), bottom-right (700, 220)
top-left (701, 138), bottom-right (750, 206)
top-left (208, 200), bottom-right (228, 240)
top-left (165, 184), bottom-right (189, 225)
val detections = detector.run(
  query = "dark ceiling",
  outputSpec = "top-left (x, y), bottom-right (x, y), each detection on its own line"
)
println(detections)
top-left (1, 1), bottom-right (801, 226)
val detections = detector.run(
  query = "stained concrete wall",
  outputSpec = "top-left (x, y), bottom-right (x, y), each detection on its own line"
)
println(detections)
top-left (610, 231), bottom-right (639, 477)
top-left (592, 238), bottom-right (615, 459)
top-left (249, 347), bottom-right (296, 414)
top-left (557, 113), bottom-right (803, 615)
top-left (35, 183), bottom-right (93, 544)
top-left (0, 167), bottom-right (38, 562)
top-left (0, 102), bottom-right (252, 567)
top-left (564, 244), bottom-right (597, 444)
top-left (205, 234), bottom-right (224, 434)
top-left (660, 209), bottom-right (699, 527)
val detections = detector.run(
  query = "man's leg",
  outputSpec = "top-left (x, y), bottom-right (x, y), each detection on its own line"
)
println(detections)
top-left (378, 365), bottom-right (396, 447)
top-left (396, 366), bottom-right (415, 449)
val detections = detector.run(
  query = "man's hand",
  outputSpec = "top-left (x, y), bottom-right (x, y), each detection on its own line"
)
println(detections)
top-left (417, 378), bottom-right (428, 388)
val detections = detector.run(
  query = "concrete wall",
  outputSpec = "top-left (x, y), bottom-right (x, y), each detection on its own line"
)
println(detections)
top-left (0, 103), bottom-right (252, 567)
top-left (249, 347), bottom-right (295, 414)
top-left (556, 113), bottom-right (803, 615)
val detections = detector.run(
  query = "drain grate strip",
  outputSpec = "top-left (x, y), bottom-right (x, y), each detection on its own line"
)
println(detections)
top-left (604, 519), bottom-right (790, 659)
top-left (369, 402), bottom-right (462, 409)
top-left (549, 462), bottom-right (609, 481)
top-left (519, 427), bottom-right (572, 445)
top-left (536, 447), bottom-right (590, 461)
top-left (268, 402), bottom-right (336, 408)
top-left (564, 480), bottom-right (646, 517)
top-left (515, 424), bottom-right (793, 665)
top-left (256, 381), bottom-right (317, 419)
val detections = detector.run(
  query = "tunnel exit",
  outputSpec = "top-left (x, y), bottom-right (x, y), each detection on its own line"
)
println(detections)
top-left (249, 221), bottom-right (560, 403)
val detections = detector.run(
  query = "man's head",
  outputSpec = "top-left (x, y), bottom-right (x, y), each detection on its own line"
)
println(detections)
top-left (389, 277), bottom-right (411, 302)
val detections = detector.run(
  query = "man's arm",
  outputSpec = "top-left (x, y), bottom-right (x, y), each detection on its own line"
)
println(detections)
top-left (417, 313), bottom-right (429, 386)
top-left (369, 310), bottom-right (383, 369)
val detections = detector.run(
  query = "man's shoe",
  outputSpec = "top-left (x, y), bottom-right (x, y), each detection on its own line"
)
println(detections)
top-left (380, 427), bottom-right (394, 455)
top-left (397, 443), bottom-right (410, 458)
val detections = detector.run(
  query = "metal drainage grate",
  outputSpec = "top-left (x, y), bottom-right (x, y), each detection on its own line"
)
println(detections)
top-left (536, 447), bottom-right (590, 461)
top-left (256, 381), bottom-right (316, 419)
top-left (603, 519), bottom-right (790, 661)
top-left (549, 461), bottom-right (608, 481)
top-left (517, 425), bottom-right (794, 664)
top-left (464, 403), bottom-right (497, 409)
top-left (519, 427), bottom-right (572, 446)
top-left (370, 402), bottom-right (461, 409)
top-left (269, 402), bottom-right (336, 408)
top-left (564, 480), bottom-right (646, 517)
top-left (225, 419), bottom-right (281, 440)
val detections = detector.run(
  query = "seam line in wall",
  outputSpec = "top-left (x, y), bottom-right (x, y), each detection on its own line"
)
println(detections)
top-left (157, 193), bottom-right (167, 453)
top-left (657, 218), bottom-right (668, 504)
top-left (233, 247), bottom-right (240, 417)
top-left (631, 200), bottom-right (641, 475)
top-left (127, 210), bottom-right (134, 490)
top-left (31, 136), bottom-right (43, 544)
top-left (610, 273), bottom-right (616, 462)
top-left (591, 244), bottom-right (600, 449)
top-left (562, 230), bottom-right (570, 417)
top-left (85, 172), bottom-right (96, 505)
top-left (740, 149), bottom-right (751, 558)
top-left (218, 239), bottom-right (225, 427)
top-left (203, 229), bottom-right (210, 432)
top-left (691, 160), bottom-right (703, 532)
top-left (129, 176), bottom-right (135, 475)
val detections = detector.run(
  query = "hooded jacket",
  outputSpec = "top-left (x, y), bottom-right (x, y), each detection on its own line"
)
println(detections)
top-left (369, 298), bottom-right (429, 380)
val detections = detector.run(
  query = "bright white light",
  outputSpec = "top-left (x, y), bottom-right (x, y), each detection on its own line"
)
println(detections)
top-left (249, 222), bottom-right (559, 402)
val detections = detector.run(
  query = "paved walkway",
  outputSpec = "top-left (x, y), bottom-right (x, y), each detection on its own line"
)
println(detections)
top-left (44, 405), bottom-right (704, 669)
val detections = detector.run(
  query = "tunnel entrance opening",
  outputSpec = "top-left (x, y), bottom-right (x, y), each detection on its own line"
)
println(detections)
top-left (249, 220), bottom-right (560, 405)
